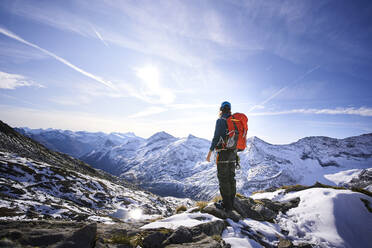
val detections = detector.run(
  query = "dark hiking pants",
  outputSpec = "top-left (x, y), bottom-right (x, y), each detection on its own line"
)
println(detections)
top-left (217, 150), bottom-right (236, 211)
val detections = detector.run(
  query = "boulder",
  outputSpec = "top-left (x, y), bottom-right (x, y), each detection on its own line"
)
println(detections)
top-left (165, 236), bottom-right (226, 248)
top-left (0, 238), bottom-right (18, 248)
top-left (143, 231), bottom-right (169, 248)
top-left (233, 196), bottom-right (300, 221)
top-left (201, 204), bottom-right (241, 222)
top-left (251, 204), bottom-right (276, 221)
top-left (190, 220), bottom-right (226, 237)
top-left (259, 197), bottom-right (300, 214)
top-left (163, 226), bottom-right (192, 245)
top-left (56, 223), bottom-right (97, 248)
top-left (233, 197), bottom-right (275, 221)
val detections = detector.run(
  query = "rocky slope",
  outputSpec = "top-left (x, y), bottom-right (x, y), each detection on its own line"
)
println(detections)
top-left (0, 120), bottom-right (193, 224)
top-left (18, 127), bottom-right (372, 200)
top-left (2, 121), bottom-right (372, 247)
top-left (1, 183), bottom-right (371, 248)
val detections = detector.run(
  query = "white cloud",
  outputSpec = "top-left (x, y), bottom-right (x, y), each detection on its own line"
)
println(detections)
top-left (128, 107), bottom-right (168, 118)
top-left (250, 107), bottom-right (372, 117)
top-left (0, 71), bottom-right (43, 89)
top-left (168, 103), bottom-right (216, 110)
top-left (0, 27), bottom-right (116, 90)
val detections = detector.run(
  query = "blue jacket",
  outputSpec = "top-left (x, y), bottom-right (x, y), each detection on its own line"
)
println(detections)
top-left (210, 113), bottom-right (231, 151)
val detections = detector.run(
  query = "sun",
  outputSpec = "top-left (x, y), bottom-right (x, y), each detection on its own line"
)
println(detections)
top-left (135, 65), bottom-right (160, 90)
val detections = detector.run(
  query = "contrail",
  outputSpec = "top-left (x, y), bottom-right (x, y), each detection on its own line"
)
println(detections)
top-left (0, 27), bottom-right (116, 90)
top-left (91, 25), bottom-right (109, 47)
top-left (248, 65), bottom-right (321, 112)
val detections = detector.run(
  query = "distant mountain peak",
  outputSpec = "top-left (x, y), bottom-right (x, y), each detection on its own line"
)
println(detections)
top-left (147, 131), bottom-right (175, 142)
top-left (247, 136), bottom-right (268, 144)
top-left (187, 134), bottom-right (197, 139)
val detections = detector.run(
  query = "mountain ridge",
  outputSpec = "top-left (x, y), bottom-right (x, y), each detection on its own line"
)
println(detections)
top-left (16, 125), bottom-right (372, 200)
top-left (1, 121), bottom-right (372, 247)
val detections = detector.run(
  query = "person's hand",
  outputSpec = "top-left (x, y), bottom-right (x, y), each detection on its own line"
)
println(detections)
top-left (206, 150), bottom-right (212, 162)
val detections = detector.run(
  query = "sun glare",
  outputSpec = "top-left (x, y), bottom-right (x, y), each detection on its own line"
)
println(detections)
top-left (136, 65), bottom-right (160, 89)
top-left (134, 64), bottom-right (175, 104)
top-left (129, 208), bottom-right (143, 220)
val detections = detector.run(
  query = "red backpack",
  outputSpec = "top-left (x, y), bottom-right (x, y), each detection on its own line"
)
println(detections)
top-left (224, 113), bottom-right (248, 151)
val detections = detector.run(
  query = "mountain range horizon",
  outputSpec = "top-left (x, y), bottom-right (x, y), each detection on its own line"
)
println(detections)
top-left (15, 123), bottom-right (372, 201)
top-left (16, 125), bottom-right (372, 146)
top-left (1, 119), bottom-right (371, 247)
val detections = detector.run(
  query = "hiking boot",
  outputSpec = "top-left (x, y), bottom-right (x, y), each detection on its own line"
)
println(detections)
top-left (214, 200), bottom-right (224, 210)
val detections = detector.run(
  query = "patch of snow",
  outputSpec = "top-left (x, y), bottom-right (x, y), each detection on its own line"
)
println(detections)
top-left (242, 219), bottom-right (283, 242)
top-left (222, 222), bottom-right (261, 248)
top-left (250, 189), bottom-right (285, 200)
top-left (87, 215), bottom-right (115, 224)
top-left (140, 212), bottom-right (220, 230)
top-left (324, 169), bottom-right (362, 186)
top-left (253, 188), bottom-right (372, 247)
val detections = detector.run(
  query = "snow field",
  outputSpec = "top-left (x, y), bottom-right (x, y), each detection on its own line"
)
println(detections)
top-left (253, 188), bottom-right (372, 247)
top-left (140, 212), bottom-right (220, 230)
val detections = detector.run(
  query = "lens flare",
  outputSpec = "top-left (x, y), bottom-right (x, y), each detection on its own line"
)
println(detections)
top-left (129, 208), bottom-right (143, 220)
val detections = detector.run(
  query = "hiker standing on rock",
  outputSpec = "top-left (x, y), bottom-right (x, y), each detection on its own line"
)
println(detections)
top-left (206, 101), bottom-right (248, 212)
top-left (206, 101), bottom-right (236, 212)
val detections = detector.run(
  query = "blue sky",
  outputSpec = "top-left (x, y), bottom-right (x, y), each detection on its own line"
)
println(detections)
top-left (0, 0), bottom-right (371, 144)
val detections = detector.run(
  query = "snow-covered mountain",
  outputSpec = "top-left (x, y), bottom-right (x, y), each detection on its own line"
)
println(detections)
top-left (3, 121), bottom-right (372, 247)
top-left (238, 135), bottom-right (372, 194)
top-left (0, 121), bottom-right (192, 223)
top-left (17, 127), bottom-right (372, 200)
top-left (16, 127), bottom-right (141, 158)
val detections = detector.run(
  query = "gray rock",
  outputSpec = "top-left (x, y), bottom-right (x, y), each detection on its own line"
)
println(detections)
top-left (57, 223), bottom-right (97, 248)
top-left (201, 205), bottom-right (241, 222)
top-left (164, 226), bottom-right (192, 245)
top-left (233, 196), bottom-right (298, 221)
top-left (190, 220), bottom-right (226, 237)
top-left (165, 236), bottom-right (224, 248)
top-left (233, 197), bottom-right (269, 220)
top-left (259, 197), bottom-right (300, 214)
top-left (251, 204), bottom-right (276, 221)
top-left (143, 231), bottom-right (168, 248)
top-left (0, 238), bottom-right (18, 248)
top-left (26, 233), bottom-right (65, 247)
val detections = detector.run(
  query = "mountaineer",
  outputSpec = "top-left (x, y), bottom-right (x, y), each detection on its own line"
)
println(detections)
top-left (206, 101), bottom-right (248, 212)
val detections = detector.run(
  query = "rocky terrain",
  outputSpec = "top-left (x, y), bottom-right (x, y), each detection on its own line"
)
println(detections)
top-left (18, 127), bottom-right (372, 200)
top-left (1, 121), bottom-right (372, 247)
top-left (1, 183), bottom-right (371, 247)
top-left (0, 120), bottom-right (192, 222)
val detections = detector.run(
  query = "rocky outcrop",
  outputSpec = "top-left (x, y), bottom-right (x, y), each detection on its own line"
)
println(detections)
top-left (201, 205), bottom-right (241, 222)
top-left (0, 221), bottom-right (97, 248)
top-left (201, 196), bottom-right (300, 223)
top-left (0, 220), bottom-right (229, 248)
top-left (347, 168), bottom-right (372, 191)
top-left (0, 191), bottom-right (305, 248)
